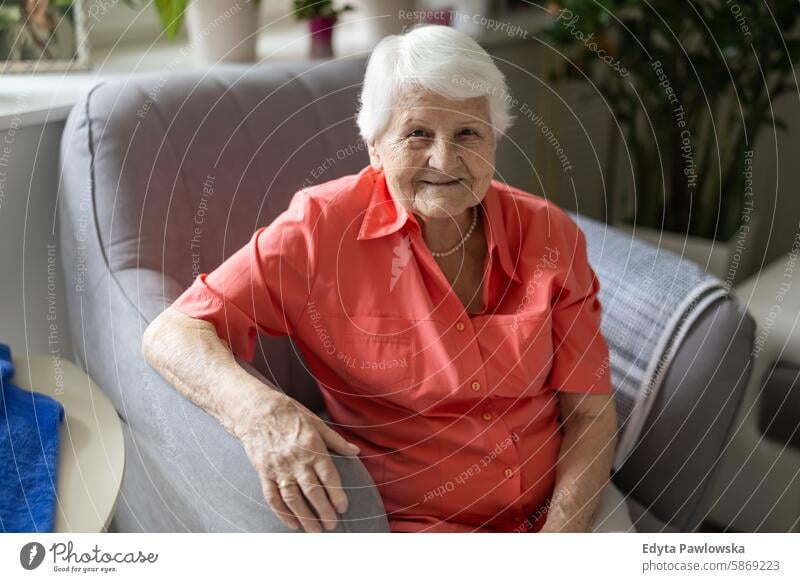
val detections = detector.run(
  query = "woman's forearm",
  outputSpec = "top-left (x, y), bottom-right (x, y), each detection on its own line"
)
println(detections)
top-left (141, 306), bottom-right (286, 439)
top-left (541, 394), bottom-right (618, 532)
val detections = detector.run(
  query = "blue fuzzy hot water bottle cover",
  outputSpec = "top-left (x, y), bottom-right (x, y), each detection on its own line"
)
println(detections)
top-left (0, 343), bottom-right (65, 532)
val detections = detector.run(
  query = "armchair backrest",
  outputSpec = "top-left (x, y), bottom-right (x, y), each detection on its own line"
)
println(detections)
top-left (60, 58), bottom-right (371, 411)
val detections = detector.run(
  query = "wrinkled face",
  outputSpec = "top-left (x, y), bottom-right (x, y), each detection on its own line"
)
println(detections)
top-left (367, 87), bottom-right (497, 220)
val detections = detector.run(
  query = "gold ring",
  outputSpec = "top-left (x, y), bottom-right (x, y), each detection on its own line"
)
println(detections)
top-left (277, 478), bottom-right (298, 489)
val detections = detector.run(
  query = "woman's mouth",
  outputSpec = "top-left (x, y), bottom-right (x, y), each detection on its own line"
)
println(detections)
top-left (420, 179), bottom-right (462, 187)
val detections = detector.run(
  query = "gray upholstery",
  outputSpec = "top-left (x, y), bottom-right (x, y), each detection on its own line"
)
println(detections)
top-left (58, 57), bottom-right (754, 532)
top-left (613, 297), bottom-right (754, 531)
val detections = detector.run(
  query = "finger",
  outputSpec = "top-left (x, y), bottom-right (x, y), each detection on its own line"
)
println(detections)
top-left (297, 466), bottom-right (338, 531)
top-left (262, 478), bottom-right (300, 531)
top-left (278, 479), bottom-right (322, 533)
top-left (313, 456), bottom-right (349, 515)
top-left (319, 424), bottom-right (360, 456)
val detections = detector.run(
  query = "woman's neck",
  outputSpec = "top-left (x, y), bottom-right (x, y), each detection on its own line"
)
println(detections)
top-left (418, 205), bottom-right (478, 254)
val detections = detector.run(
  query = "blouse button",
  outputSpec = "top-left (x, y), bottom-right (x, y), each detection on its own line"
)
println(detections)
top-left (455, 321), bottom-right (466, 332)
top-left (482, 412), bottom-right (492, 421)
top-left (504, 468), bottom-right (514, 478)
top-left (471, 381), bottom-right (481, 391)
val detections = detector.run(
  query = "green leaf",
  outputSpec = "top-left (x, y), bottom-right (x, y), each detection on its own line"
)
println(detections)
top-left (0, 6), bottom-right (21, 28)
top-left (155, 0), bottom-right (190, 41)
top-left (293, 0), bottom-right (353, 20)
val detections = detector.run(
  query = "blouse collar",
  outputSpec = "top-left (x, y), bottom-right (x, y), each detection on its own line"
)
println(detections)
top-left (356, 165), bottom-right (521, 283)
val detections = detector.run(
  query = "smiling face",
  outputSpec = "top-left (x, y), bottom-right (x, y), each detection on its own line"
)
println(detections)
top-left (367, 87), bottom-right (497, 220)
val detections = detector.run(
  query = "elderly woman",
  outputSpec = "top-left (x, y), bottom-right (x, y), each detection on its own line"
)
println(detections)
top-left (142, 24), bottom-right (628, 533)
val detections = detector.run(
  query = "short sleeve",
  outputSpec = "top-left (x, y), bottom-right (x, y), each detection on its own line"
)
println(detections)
top-left (548, 213), bottom-right (613, 395)
top-left (170, 191), bottom-right (319, 363)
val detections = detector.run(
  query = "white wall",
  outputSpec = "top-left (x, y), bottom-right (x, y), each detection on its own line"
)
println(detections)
top-left (0, 121), bottom-right (74, 362)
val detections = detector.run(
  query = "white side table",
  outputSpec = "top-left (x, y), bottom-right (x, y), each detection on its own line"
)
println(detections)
top-left (11, 355), bottom-right (125, 532)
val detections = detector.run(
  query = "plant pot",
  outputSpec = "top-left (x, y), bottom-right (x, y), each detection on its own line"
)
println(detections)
top-left (185, 0), bottom-right (258, 64)
top-left (350, 0), bottom-right (415, 46)
top-left (451, 0), bottom-right (491, 36)
top-left (308, 15), bottom-right (336, 59)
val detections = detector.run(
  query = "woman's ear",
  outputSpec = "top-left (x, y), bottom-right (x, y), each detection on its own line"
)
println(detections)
top-left (367, 139), bottom-right (382, 170)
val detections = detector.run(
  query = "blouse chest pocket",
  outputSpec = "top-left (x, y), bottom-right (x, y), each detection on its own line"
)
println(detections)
top-left (335, 316), bottom-right (416, 405)
top-left (475, 311), bottom-right (554, 399)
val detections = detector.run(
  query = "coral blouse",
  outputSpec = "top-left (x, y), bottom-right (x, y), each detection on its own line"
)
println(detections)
top-left (170, 164), bottom-right (613, 533)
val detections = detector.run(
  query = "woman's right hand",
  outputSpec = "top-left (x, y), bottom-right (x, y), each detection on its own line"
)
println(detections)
top-left (236, 391), bottom-right (361, 532)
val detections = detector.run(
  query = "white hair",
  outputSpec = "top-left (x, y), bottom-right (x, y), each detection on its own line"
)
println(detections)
top-left (356, 24), bottom-right (515, 143)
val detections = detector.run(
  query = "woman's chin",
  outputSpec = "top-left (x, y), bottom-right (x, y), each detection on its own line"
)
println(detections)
top-left (414, 193), bottom-right (476, 219)
top-left (416, 202), bottom-right (470, 220)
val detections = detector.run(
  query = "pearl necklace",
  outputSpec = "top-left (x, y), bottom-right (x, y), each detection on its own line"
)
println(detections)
top-left (429, 206), bottom-right (479, 257)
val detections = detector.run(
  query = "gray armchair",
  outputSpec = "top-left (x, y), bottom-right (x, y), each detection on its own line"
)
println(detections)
top-left (58, 57), bottom-right (755, 532)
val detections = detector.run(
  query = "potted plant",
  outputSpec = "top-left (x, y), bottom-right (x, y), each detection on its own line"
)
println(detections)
top-left (293, 0), bottom-right (354, 59)
top-left (541, 1), bottom-right (800, 277)
top-left (348, 0), bottom-right (415, 46)
top-left (123, 0), bottom-right (261, 63)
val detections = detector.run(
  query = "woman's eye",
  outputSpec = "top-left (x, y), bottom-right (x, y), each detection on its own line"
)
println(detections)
top-left (459, 128), bottom-right (479, 137)
top-left (408, 129), bottom-right (428, 138)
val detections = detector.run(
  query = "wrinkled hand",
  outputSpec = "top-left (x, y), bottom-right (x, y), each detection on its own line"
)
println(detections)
top-left (237, 393), bottom-right (361, 532)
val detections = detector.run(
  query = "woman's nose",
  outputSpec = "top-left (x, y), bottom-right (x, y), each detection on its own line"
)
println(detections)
top-left (426, 137), bottom-right (462, 176)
